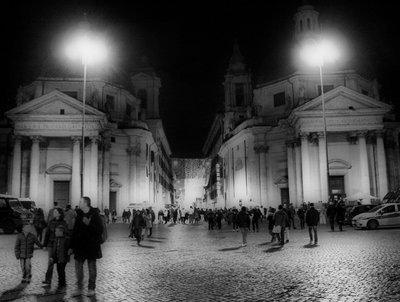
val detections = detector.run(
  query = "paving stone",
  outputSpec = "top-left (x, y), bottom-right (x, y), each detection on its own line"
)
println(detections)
top-left (1, 222), bottom-right (400, 301)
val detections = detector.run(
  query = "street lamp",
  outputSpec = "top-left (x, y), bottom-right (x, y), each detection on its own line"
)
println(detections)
top-left (300, 39), bottom-right (339, 202)
top-left (66, 26), bottom-right (107, 197)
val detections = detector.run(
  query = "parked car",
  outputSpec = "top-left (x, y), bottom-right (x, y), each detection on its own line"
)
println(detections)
top-left (345, 204), bottom-right (377, 226)
top-left (18, 198), bottom-right (37, 212)
top-left (352, 203), bottom-right (400, 230)
top-left (0, 194), bottom-right (33, 234)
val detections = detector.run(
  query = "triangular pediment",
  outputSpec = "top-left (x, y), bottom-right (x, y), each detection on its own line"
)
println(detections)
top-left (6, 90), bottom-right (105, 117)
top-left (131, 72), bottom-right (156, 81)
top-left (293, 86), bottom-right (391, 113)
top-left (288, 86), bottom-right (391, 133)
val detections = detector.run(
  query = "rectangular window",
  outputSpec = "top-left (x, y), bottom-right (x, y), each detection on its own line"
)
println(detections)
top-left (273, 92), bottom-right (285, 107)
top-left (361, 89), bottom-right (369, 96)
top-left (111, 137), bottom-right (116, 143)
top-left (318, 85), bottom-right (334, 95)
top-left (60, 109), bottom-right (65, 115)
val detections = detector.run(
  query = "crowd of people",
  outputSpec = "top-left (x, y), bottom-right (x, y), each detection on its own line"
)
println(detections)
top-left (15, 198), bottom-right (349, 296)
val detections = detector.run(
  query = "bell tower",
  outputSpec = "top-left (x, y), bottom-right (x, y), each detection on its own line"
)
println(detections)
top-left (222, 41), bottom-right (253, 134)
top-left (293, 2), bottom-right (321, 43)
top-left (223, 41), bottom-right (252, 112)
top-left (131, 56), bottom-right (161, 119)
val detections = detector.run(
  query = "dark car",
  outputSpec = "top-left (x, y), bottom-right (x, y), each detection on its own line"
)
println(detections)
top-left (0, 194), bottom-right (32, 234)
top-left (346, 204), bottom-right (377, 226)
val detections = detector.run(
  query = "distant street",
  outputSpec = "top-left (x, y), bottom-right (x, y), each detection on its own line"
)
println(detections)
top-left (1, 220), bottom-right (400, 302)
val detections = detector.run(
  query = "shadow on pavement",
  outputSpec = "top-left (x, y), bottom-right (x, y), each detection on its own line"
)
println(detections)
top-left (0, 282), bottom-right (28, 301)
top-left (303, 244), bottom-right (318, 248)
top-left (258, 242), bottom-right (272, 246)
top-left (137, 244), bottom-right (155, 249)
top-left (147, 239), bottom-right (163, 243)
top-left (265, 245), bottom-right (283, 253)
top-left (150, 236), bottom-right (167, 240)
top-left (218, 246), bottom-right (242, 252)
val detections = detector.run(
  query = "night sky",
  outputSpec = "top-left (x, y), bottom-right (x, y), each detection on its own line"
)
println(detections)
top-left (5, 0), bottom-right (399, 157)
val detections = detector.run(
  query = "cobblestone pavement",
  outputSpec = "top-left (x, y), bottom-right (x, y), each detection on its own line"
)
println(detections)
top-left (1, 219), bottom-right (400, 302)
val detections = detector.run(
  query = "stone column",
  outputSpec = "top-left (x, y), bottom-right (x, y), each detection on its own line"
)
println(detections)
top-left (29, 136), bottom-right (41, 201)
top-left (102, 141), bottom-right (111, 211)
top-left (90, 137), bottom-right (99, 207)
top-left (127, 146), bottom-right (137, 203)
top-left (358, 131), bottom-right (371, 202)
top-left (376, 130), bottom-right (388, 198)
top-left (286, 140), bottom-right (297, 206)
top-left (254, 145), bottom-right (268, 207)
top-left (317, 132), bottom-right (329, 202)
top-left (300, 132), bottom-right (311, 202)
top-left (12, 136), bottom-right (22, 196)
top-left (71, 137), bottom-right (81, 207)
top-left (294, 139), bottom-right (303, 204)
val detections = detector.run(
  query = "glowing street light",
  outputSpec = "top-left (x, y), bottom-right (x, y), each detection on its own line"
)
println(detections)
top-left (300, 38), bottom-right (339, 202)
top-left (65, 25), bottom-right (108, 197)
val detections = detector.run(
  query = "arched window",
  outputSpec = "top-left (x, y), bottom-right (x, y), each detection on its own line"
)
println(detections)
top-left (300, 20), bottom-right (303, 32)
top-left (307, 18), bottom-right (311, 30)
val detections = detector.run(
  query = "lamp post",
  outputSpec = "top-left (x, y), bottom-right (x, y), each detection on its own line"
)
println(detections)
top-left (300, 39), bottom-right (339, 202)
top-left (66, 27), bottom-right (107, 198)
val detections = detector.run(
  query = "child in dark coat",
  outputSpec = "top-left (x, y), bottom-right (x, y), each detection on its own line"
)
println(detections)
top-left (50, 225), bottom-right (70, 288)
top-left (15, 223), bottom-right (43, 283)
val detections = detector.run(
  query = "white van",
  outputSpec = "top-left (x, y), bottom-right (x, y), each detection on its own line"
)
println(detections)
top-left (352, 203), bottom-right (400, 230)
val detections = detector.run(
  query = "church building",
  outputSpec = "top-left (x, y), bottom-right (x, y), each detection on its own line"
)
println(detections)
top-left (202, 4), bottom-right (400, 209)
top-left (0, 57), bottom-right (174, 216)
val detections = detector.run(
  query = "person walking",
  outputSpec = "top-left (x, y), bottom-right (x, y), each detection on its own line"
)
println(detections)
top-left (336, 201), bottom-right (346, 231)
top-left (273, 205), bottom-right (288, 246)
top-left (326, 201), bottom-right (336, 231)
top-left (207, 210), bottom-right (215, 230)
top-left (319, 204), bottom-right (327, 225)
top-left (69, 196), bottom-right (103, 297)
top-left (144, 209), bottom-right (153, 237)
top-left (104, 207), bottom-right (110, 224)
top-left (289, 203), bottom-right (297, 229)
top-left (33, 208), bottom-right (46, 242)
top-left (251, 207), bottom-right (262, 232)
top-left (306, 203), bottom-right (320, 245)
top-left (49, 225), bottom-right (70, 289)
top-left (15, 223), bottom-right (43, 283)
top-left (130, 209), bottom-right (145, 245)
top-left (236, 206), bottom-right (251, 247)
top-left (42, 208), bottom-right (69, 286)
top-left (297, 206), bottom-right (305, 230)
top-left (267, 207), bottom-right (276, 242)
top-left (64, 204), bottom-right (77, 234)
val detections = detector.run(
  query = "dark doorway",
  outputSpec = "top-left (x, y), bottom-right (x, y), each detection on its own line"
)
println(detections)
top-left (329, 175), bottom-right (345, 200)
top-left (109, 192), bottom-right (117, 212)
top-left (280, 188), bottom-right (290, 206)
top-left (54, 181), bottom-right (70, 208)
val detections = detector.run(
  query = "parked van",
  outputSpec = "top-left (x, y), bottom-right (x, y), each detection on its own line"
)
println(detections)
top-left (0, 194), bottom-right (32, 234)
top-left (352, 203), bottom-right (400, 230)
top-left (18, 198), bottom-right (37, 212)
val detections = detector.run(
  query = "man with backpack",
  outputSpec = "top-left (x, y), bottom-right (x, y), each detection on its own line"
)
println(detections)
top-left (69, 196), bottom-right (103, 297)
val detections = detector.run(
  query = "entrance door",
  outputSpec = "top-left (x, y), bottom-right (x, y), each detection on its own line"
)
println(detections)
top-left (109, 192), bottom-right (117, 212)
top-left (54, 181), bottom-right (70, 209)
top-left (329, 176), bottom-right (345, 200)
top-left (280, 188), bottom-right (289, 206)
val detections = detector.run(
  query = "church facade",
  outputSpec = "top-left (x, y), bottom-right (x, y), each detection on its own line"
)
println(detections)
top-left (0, 63), bottom-right (174, 216)
top-left (202, 4), bottom-right (400, 209)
